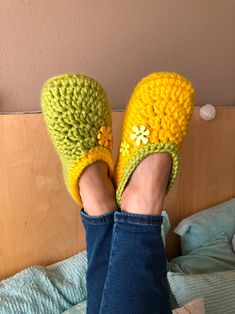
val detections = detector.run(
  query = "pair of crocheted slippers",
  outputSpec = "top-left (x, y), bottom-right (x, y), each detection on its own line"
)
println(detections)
top-left (41, 72), bottom-right (195, 207)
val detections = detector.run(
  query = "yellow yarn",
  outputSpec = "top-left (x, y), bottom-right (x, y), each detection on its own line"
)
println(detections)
top-left (41, 73), bottom-right (114, 205)
top-left (115, 72), bottom-right (195, 206)
top-left (65, 146), bottom-right (114, 204)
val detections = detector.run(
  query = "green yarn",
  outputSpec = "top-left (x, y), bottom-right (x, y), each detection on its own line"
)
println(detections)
top-left (41, 74), bottom-right (111, 166)
top-left (116, 143), bottom-right (179, 206)
top-left (41, 73), bottom-right (114, 205)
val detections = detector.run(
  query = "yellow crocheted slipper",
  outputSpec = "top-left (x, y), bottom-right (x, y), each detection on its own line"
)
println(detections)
top-left (41, 73), bottom-right (114, 205)
top-left (115, 72), bottom-right (195, 206)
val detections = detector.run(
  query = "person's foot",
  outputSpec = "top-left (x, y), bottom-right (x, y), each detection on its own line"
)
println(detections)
top-left (121, 153), bottom-right (172, 216)
top-left (79, 161), bottom-right (117, 216)
top-left (41, 74), bottom-right (114, 206)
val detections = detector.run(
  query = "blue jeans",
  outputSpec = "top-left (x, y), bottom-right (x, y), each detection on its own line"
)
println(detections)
top-left (80, 208), bottom-right (172, 314)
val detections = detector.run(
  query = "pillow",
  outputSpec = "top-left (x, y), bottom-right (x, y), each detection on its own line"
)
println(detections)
top-left (168, 232), bottom-right (235, 274)
top-left (168, 270), bottom-right (235, 314)
top-left (174, 198), bottom-right (235, 254)
top-left (172, 298), bottom-right (205, 314)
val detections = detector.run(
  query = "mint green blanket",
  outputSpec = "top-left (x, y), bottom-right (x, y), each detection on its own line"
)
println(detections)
top-left (0, 251), bottom-right (87, 314)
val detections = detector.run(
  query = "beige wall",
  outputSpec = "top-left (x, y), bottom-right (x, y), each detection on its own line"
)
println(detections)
top-left (1, 0), bottom-right (235, 112)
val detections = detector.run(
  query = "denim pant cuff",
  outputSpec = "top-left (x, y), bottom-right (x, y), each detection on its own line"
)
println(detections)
top-left (80, 208), bottom-right (117, 225)
top-left (114, 211), bottom-right (163, 225)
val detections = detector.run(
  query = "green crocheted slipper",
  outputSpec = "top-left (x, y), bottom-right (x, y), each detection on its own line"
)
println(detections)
top-left (41, 74), bottom-right (114, 205)
top-left (115, 72), bottom-right (195, 206)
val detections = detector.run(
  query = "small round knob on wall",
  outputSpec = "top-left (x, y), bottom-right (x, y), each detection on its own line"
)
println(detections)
top-left (199, 104), bottom-right (216, 121)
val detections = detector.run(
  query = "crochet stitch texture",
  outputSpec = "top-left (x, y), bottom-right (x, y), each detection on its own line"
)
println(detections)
top-left (41, 74), bottom-right (114, 205)
top-left (115, 72), bottom-right (195, 206)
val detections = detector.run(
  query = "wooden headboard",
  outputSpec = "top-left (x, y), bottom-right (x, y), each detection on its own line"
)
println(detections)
top-left (1, 107), bottom-right (235, 280)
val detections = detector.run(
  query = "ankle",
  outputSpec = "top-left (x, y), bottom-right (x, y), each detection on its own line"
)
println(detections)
top-left (120, 153), bottom-right (171, 216)
top-left (79, 161), bottom-right (117, 216)
top-left (121, 184), bottom-right (165, 216)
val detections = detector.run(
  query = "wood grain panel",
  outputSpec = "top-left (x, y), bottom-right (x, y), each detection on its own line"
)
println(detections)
top-left (179, 107), bottom-right (235, 219)
top-left (0, 107), bottom-right (235, 279)
top-left (0, 114), bottom-right (86, 280)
